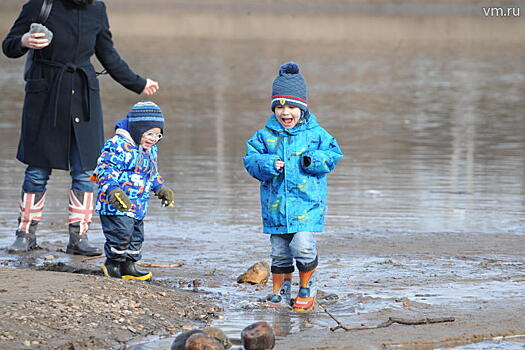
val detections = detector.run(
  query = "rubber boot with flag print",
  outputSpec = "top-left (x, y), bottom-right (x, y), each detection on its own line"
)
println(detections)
top-left (8, 192), bottom-right (46, 252)
top-left (66, 190), bottom-right (101, 256)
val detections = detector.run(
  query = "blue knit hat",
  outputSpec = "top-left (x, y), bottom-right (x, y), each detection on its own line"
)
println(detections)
top-left (271, 62), bottom-right (308, 112)
top-left (127, 101), bottom-right (164, 145)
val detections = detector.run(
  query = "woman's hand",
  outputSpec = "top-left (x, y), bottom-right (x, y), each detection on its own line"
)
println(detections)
top-left (142, 78), bottom-right (159, 95)
top-left (21, 32), bottom-right (49, 49)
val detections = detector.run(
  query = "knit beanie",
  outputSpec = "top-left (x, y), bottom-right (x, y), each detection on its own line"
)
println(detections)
top-left (126, 101), bottom-right (164, 145)
top-left (271, 62), bottom-right (308, 112)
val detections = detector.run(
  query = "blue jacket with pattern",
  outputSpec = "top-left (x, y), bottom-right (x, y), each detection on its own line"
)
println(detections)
top-left (243, 113), bottom-right (343, 234)
top-left (94, 119), bottom-right (164, 220)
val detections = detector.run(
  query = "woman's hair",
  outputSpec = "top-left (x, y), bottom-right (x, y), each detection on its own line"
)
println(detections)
top-left (71, 0), bottom-right (95, 5)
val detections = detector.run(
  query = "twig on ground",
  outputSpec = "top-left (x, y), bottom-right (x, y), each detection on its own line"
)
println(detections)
top-left (318, 304), bottom-right (455, 332)
top-left (81, 255), bottom-right (104, 262)
top-left (135, 262), bottom-right (184, 268)
top-left (80, 256), bottom-right (184, 268)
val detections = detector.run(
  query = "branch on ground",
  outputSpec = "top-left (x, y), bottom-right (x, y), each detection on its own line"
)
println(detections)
top-left (318, 304), bottom-right (455, 332)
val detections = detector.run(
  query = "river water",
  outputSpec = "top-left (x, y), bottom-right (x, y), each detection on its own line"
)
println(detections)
top-left (0, 1), bottom-right (524, 348)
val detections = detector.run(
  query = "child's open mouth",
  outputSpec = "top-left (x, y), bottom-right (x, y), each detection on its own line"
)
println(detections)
top-left (281, 117), bottom-right (294, 126)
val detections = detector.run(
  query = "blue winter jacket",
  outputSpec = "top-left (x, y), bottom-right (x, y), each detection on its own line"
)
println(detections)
top-left (94, 119), bottom-right (165, 220)
top-left (243, 113), bottom-right (343, 234)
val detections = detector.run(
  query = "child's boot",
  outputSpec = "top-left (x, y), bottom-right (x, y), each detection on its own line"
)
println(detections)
top-left (102, 259), bottom-right (121, 278)
top-left (293, 270), bottom-right (317, 312)
top-left (270, 273), bottom-right (292, 305)
top-left (120, 259), bottom-right (152, 281)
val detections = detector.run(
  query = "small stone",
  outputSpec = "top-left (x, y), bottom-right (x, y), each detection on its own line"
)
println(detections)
top-left (184, 333), bottom-right (224, 350)
top-left (23, 340), bottom-right (31, 347)
top-left (171, 329), bottom-right (204, 350)
top-left (237, 261), bottom-right (269, 285)
top-left (203, 327), bottom-right (232, 349)
top-left (241, 322), bottom-right (275, 350)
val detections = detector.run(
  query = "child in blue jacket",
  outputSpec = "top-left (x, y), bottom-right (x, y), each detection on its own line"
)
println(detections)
top-left (94, 101), bottom-right (174, 280)
top-left (243, 62), bottom-right (343, 312)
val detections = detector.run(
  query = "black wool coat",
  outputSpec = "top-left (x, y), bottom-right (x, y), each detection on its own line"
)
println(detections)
top-left (2, 0), bottom-right (146, 171)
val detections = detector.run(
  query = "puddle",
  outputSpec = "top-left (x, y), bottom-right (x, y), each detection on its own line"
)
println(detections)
top-left (438, 337), bottom-right (525, 349)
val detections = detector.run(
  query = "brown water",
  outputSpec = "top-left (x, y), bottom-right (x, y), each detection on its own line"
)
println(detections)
top-left (1, 1), bottom-right (525, 348)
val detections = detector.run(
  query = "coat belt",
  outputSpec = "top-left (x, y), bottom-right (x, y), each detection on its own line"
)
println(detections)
top-left (36, 59), bottom-right (92, 127)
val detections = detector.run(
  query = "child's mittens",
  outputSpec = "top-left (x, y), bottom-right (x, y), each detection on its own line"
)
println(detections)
top-left (30, 23), bottom-right (53, 42)
top-left (108, 188), bottom-right (132, 212)
top-left (155, 186), bottom-right (174, 207)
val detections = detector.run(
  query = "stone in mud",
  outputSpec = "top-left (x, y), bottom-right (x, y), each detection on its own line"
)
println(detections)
top-left (171, 329), bottom-right (225, 350)
top-left (171, 329), bottom-right (204, 350)
top-left (203, 326), bottom-right (232, 349)
top-left (185, 333), bottom-right (224, 350)
top-left (237, 261), bottom-right (269, 285)
top-left (241, 321), bottom-right (275, 350)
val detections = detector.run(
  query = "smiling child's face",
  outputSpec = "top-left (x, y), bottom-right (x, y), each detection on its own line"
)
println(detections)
top-left (140, 127), bottom-right (162, 150)
top-left (274, 104), bottom-right (301, 129)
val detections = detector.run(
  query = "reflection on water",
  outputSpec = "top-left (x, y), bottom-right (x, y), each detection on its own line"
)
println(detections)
top-left (1, 1), bottom-right (525, 347)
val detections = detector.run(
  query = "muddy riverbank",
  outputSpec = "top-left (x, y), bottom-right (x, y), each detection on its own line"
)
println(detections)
top-left (1, 229), bottom-right (524, 349)
top-left (0, 266), bottom-right (221, 350)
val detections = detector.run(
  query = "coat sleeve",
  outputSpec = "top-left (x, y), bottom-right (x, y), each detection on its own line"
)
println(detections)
top-left (94, 1), bottom-right (146, 94)
top-left (243, 131), bottom-right (281, 182)
top-left (2, 0), bottom-right (39, 58)
top-left (151, 174), bottom-right (165, 193)
top-left (301, 129), bottom-right (343, 176)
top-left (95, 139), bottom-right (124, 195)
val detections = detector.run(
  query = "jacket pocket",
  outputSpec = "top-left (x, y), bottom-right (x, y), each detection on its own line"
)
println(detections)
top-left (24, 79), bottom-right (48, 93)
top-left (22, 79), bottom-right (49, 142)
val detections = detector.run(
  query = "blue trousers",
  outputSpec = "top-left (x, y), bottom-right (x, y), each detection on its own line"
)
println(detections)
top-left (22, 134), bottom-right (93, 193)
top-left (270, 232), bottom-right (318, 273)
top-left (100, 215), bottom-right (144, 262)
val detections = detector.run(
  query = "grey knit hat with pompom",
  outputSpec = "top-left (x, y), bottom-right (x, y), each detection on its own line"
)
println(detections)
top-left (271, 62), bottom-right (308, 112)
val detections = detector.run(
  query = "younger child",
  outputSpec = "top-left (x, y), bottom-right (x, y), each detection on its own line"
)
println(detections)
top-left (94, 101), bottom-right (174, 280)
top-left (243, 62), bottom-right (343, 312)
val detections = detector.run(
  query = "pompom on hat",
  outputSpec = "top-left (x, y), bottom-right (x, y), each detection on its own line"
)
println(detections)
top-left (271, 62), bottom-right (308, 112)
top-left (126, 101), bottom-right (164, 145)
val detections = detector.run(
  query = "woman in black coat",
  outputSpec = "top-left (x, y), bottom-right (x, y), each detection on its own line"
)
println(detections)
top-left (2, 0), bottom-right (159, 255)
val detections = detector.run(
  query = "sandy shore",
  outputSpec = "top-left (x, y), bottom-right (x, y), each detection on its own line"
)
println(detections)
top-left (0, 266), bottom-right (222, 349)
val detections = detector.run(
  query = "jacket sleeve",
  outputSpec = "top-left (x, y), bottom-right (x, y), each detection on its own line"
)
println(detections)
top-left (94, 1), bottom-right (146, 94)
top-left (151, 174), bottom-right (165, 193)
top-left (95, 139), bottom-right (124, 195)
top-left (2, 0), bottom-right (39, 58)
top-left (243, 131), bottom-right (281, 182)
top-left (301, 129), bottom-right (343, 176)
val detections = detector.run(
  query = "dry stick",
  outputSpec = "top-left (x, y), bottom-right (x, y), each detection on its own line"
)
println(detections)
top-left (318, 304), bottom-right (455, 332)
top-left (81, 255), bottom-right (104, 262)
top-left (136, 262), bottom-right (184, 268)
top-left (80, 255), bottom-right (184, 268)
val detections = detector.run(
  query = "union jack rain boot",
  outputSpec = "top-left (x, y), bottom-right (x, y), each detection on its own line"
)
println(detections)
top-left (8, 192), bottom-right (46, 253)
top-left (270, 273), bottom-right (292, 306)
top-left (292, 270), bottom-right (317, 312)
top-left (66, 190), bottom-right (101, 256)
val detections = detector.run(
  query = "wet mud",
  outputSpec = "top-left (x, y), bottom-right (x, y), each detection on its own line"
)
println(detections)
top-left (1, 0), bottom-right (525, 349)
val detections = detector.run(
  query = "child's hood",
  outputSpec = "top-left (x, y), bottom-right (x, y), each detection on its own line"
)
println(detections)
top-left (114, 118), bottom-right (135, 145)
top-left (265, 111), bottom-right (320, 134)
